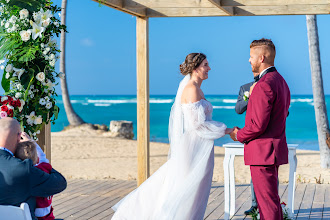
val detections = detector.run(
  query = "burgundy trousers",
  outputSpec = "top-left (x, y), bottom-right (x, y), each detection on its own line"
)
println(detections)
top-left (250, 165), bottom-right (283, 220)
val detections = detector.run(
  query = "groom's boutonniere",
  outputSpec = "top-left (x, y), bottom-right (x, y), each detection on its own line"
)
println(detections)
top-left (243, 91), bottom-right (250, 101)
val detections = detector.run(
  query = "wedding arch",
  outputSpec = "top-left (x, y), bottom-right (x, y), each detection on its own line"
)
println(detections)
top-left (80, 0), bottom-right (329, 186)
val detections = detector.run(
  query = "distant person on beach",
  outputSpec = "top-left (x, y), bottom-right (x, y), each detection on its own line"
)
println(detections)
top-left (230, 38), bottom-right (291, 220)
top-left (0, 118), bottom-right (67, 220)
top-left (15, 136), bottom-right (55, 220)
top-left (111, 53), bottom-right (234, 219)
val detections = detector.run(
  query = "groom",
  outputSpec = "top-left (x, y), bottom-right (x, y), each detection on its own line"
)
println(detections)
top-left (230, 38), bottom-right (290, 220)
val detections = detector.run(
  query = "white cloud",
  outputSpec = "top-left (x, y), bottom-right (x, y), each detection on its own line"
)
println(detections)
top-left (80, 38), bottom-right (95, 47)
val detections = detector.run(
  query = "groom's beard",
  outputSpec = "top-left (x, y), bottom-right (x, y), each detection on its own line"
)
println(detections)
top-left (251, 63), bottom-right (261, 74)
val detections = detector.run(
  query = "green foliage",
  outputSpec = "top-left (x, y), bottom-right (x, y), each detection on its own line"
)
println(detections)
top-left (0, 0), bottom-right (66, 140)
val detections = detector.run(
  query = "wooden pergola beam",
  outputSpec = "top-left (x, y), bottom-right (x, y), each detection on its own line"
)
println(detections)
top-left (136, 17), bottom-right (150, 186)
top-left (208, 0), bottom-right (235, 16)
top-left (92, 0), bottom-right (147, 17)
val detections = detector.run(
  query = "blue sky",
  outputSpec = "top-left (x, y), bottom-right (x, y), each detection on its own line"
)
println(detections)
top-left (2, 0), bottom-right (330, 95)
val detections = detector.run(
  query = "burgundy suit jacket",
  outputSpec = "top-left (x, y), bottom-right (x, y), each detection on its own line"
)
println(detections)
top-left (237, 69), bottom-right (291, 165)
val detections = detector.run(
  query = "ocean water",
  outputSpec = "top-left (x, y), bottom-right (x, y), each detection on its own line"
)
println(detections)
top-left (53, 95), bottom-right (330, 151)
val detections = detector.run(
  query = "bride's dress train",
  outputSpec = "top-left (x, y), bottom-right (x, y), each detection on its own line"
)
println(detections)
top-left (111, 75), bottom-right (227, 220)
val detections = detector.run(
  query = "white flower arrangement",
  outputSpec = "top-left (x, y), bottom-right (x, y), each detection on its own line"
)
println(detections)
top-left (0, 0), bottom-right (65, 140)
top-left (243, 91), bottom-right (250, 101)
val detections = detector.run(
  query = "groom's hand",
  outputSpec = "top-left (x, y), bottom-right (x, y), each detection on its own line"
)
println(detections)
top-left (230, 127), bottom-right (240, 141)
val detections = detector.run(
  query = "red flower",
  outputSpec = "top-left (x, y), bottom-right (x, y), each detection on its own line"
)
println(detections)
top-left (7, 109), bottom-right (13, 117)
top-left (7, 96), bottom-right (13, 102)
top-left (0, 105), bottom-right (8, 112)
top-left (2, 100), bottom-right (8, 105)
top-left (9, 100), bottom-right (16, 107)
top-left (16, 99), bottom-right (21, 107)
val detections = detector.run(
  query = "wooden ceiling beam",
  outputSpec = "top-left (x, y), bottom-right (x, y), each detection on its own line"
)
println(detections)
top-left (220, 0), bottom-right (330, 7)
top-left (208, 0), bottom-right (235, 15)
top-left (93, 0), bottom-right (147, 17)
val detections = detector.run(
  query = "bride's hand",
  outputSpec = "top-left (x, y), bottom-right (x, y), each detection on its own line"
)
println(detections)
top-left (225, 128), bottom-right (234, 134)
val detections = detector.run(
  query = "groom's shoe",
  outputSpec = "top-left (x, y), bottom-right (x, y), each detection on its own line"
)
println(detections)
top-left (244, 205), bottom-right (258, 215)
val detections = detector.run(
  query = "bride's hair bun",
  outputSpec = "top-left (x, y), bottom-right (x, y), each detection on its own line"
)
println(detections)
top-left (180, 53), bottom-right (206, 76)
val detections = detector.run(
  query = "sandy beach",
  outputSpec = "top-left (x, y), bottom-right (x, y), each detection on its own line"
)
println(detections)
top-left (51, 126), bottom-right (330, 184)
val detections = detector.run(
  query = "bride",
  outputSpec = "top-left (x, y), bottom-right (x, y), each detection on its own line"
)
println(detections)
top-left (111, 53), bottom-right (233, 220)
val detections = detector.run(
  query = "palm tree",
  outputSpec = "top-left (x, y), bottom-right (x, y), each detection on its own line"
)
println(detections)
top-left (60, 0), bottom-right (85, 126)
top-left (306, 15), bottom-right (330, 169)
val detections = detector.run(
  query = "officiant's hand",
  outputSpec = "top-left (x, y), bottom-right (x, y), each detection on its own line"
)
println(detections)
top-left (249, 82), bottom-right (257, 95)
top-left (230, 127), bottom-right (240, 141)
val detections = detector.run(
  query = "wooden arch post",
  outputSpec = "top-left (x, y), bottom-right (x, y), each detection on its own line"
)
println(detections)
top-left (37, 123), bottom-right (51, 163)
top-left (136, 16), bottom-right (150, 186)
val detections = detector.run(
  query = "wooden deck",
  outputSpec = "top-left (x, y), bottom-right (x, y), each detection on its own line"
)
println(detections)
top-left (53, 179), bottom-right (330, 220)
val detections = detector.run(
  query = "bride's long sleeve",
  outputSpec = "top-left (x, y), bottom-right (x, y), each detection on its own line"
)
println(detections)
top-left (182, 101), bottom-right (227, 140)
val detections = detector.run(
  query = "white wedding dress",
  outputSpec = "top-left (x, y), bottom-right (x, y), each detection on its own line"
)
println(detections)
top-left (111, 75), bottom-right (227, 220)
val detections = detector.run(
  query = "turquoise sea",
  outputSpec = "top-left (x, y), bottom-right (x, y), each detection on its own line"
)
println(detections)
top-left (53, 95), bottom-right (330, 151)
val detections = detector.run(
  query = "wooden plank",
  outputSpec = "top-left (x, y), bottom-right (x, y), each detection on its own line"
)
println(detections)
top-left (147, 5), bottom-right (330, 17)
top-left (136, 16), bottom-right (150, 186)
top-left (55, 181), bottom-right (135, 219)
top-left (208, 0), bottom-right (234, 15)
top-left (323, 185), bottom-right (330, 220)
top-left (296, 184), bottom-right (316, 219)
top-left (64, 182), bottom-right (136, 219)
top-left (92, 0), bottom-right (147, 17)
top-left (309, 184), bottom-right (326, 219)
top-left (36, 123), bottom-right (51, 163)
top-left (116, 0), bottom-right (330, 8)
top-left (230, 184), bottom-right (251, 219)
top-left (205, 185), bottom-right (248, 219)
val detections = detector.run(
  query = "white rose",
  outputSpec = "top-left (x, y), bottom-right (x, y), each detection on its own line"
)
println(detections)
top-left (45, 102), bottom-right (52, 109)
top-left (5, 72), bottom-right (10, 79)
top-left (0, 65), bottom-right (4, 70)
top-left (49, 54), bottom-right (55, 60)
top-left (20, 30), bottom-right (31, 42)
top-left (40, 43), bottom-right (45, 48)
top-left (7, 105), bottom-right (14, 110)
top-left (19, 9), bottom-right (29, 19)
top-left (15, 92), bottom-right (22, 99)
top-left (244, 91), bottom-right (250, 98)
top-left (44, 55), bottom-right (49, 60)
top-left (1, 96), bottom-right (8, 102)
top-left (36, 72), bottom-right (45, 82)
top-left (5, 64), bottom-right (13, 73)
top-left (39, 98), bottom-right (46, 105)
top-left (49, 60), bottom-right (55, 67)
top-left (0, 60), bottom-right (5, 64)
top-left (36, 130), bottom-right (40, 134)
top-left (54, 21), bottom-right (59, 27)
top-left (5, 22), bottom-right (9, 28)
top-left (35, 116), bottom-right (43, 125)
top-left (45, 47), bottom-right (50, 52)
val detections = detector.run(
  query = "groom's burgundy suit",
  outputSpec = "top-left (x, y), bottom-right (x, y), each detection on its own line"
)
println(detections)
top-left (237, 67), bottom-right (290, 220)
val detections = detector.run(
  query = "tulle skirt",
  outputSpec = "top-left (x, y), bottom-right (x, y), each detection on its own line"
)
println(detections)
top-left (111, 131), bottom-right (215, 220)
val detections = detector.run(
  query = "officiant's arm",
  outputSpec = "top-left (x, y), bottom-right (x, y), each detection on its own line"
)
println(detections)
top-left (237, 82), bottom-right (274, 143)
top-left (235, 86), bottom-right (247, 114)
top-left (29, 161), bottom-right (67, 198)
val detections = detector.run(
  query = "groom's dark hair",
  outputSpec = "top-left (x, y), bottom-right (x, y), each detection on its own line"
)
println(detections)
top-left (250, 38), bottom-right (276, 52)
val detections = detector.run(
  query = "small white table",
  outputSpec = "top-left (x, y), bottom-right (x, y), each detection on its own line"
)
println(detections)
top-left (222, 143), bottom-right (298, 219)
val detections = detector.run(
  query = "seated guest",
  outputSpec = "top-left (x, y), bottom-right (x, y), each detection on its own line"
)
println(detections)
top-left (0, 118), bottom-right (67, 220)
top-left (15, 138), bottom-right (55, 220)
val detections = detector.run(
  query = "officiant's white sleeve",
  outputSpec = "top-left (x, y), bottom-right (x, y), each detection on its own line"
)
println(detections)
top-left (182, 101), bottom-right (227, 140)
